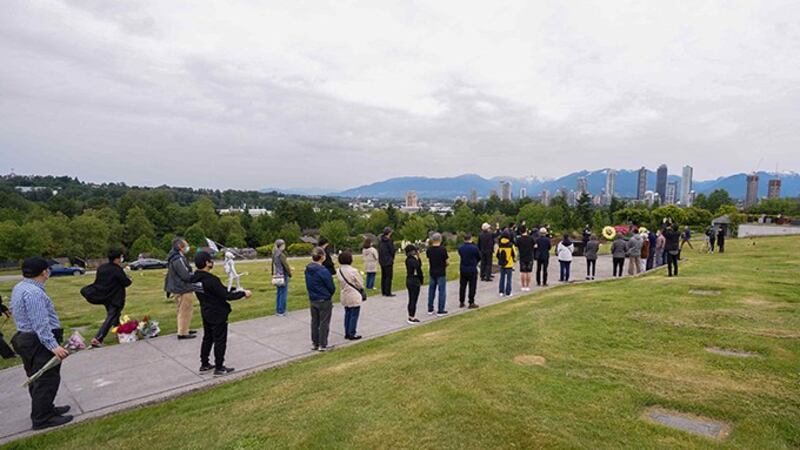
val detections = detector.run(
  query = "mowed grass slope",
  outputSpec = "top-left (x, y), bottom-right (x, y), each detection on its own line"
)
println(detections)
top-left (0, 254), bottom-right (456, 370)
top-left (5, 236), bottom-right (800, 449)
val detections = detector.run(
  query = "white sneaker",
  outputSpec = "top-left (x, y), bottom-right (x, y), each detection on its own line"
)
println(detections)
top-left (427, 311), bottom-right (435, 315)
top-left (507, 293), bottom-right (513, 297)
top-left (499, 293), bottom-right (505, 297)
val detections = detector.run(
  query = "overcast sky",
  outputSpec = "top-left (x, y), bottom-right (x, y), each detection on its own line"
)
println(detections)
top-left (1, 0), bottom-right (798, 191)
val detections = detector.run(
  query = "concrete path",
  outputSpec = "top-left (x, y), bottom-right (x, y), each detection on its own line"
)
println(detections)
top-left (0, 255), bottom-right (621, 444)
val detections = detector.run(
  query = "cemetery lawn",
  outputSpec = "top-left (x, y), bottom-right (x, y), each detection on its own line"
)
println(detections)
top-left (6, 236), bottom-right (800, 449)
top-left (0, 255), bottom-right (456, 370)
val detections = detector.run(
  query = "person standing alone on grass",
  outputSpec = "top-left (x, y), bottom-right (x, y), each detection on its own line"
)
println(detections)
top-left (191, 251), bottom-right (251, 377)
top-left (337, 251), bottom-right (365, 340)
top-left (717, 226), bottom-right (726, 253)
top-left (426, 233), bottom-right (449, 316)
top-left (516, 227), bottom-right (535, 291)
top-left (680, 226), bottom-right (694, 251)
top-left (272, 239), bottom-right (291, 316)
top-left (305, 247), bottom-right (336, 351)
top-left (706, 226), bottom-right (716, 253)
top-left (496, 233), bottom-right (516, 296)
top-left (534, 228), bottom-right (551, 286)
top-left (584, 234), bottom-right (599, 280)
top-left (10, 257), bottom-right (73, 430)
top-left (362, 238), bottom-right (379, 290)
top-left (611, 234), bottom-right (626, 277)
top-left (378, 227), bottom-right (396, 297)
top-left (404, 244), bottom-right (424, 324)
top-left (557, 234), bottom-right (575, 282)
top-left (664, 224), bottom-right (681, 277)
top-left (88, 249), bottom-right (132, 347)
top-left (165, 238), bottom-right (197, 340)
top-left (626, 228), bottom-right (643, 276)
top-left (478, 223), bottom-right (496, 281)
top-left (457, 233), bottom-right (481, 309)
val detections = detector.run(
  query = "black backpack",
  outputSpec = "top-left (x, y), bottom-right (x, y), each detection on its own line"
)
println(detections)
top-left (80, 284), bottom-right (106, 305)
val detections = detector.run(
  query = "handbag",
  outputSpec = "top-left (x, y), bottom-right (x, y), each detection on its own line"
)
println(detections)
top-left (271, 261), bottom-right (286, 287)
top-left (80, 284), bottom-right (107, 305)
top-left (339, 269), bottom-right (367, 301)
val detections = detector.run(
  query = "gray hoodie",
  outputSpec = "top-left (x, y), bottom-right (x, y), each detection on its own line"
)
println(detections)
top-left (626, 234), bottom-right (643, 257)
top-left (164, 248), bottom-right (194, 294)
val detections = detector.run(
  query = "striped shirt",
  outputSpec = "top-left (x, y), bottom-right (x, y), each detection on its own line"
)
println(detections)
top-left (9, 278), bottom-right (61, 350)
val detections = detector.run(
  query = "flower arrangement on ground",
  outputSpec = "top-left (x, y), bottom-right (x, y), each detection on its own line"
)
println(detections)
top-left (138, 315), bottom-right (160, 339)
top-left (113, 315), bottom-right (139, 343)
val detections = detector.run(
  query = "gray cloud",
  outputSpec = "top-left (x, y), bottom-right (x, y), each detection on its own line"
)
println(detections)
top-left (1, 0), bottom-right (799, 191)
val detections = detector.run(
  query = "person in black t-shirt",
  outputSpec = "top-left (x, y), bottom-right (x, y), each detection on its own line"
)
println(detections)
top-left (404, 245), bottom-right (424, 324)
top-left (516, 227), bottom-right (535, 291)
top-left (425, 233), bottom-right (449, 316)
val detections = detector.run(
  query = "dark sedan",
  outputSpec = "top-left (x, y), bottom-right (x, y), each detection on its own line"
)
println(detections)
top-left (128, 258), bottom-right (168, 270)
top-left (49, 264), bottom-right (86, 277)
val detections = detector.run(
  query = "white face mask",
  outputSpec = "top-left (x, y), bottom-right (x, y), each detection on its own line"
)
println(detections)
top-left (120, 256), bottom-right (125, 264)
top-left (182, 245), bottom-right (191, 254)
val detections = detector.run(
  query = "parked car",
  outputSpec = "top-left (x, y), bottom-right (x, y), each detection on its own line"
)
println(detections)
top-left (49, 264), bottom-right (86, 277)
top-left (128, 258), bottom-right (168, 270)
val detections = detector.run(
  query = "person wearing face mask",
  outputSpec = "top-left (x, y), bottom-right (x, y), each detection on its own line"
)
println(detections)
top-left (87, 249), bottom-right (132, 347)
top-left (164, 237), bottom-right (197, 339)
top-left (191, 251), bottom-right (251, 376)
top-left (10, 257), bottom-right (73, 430)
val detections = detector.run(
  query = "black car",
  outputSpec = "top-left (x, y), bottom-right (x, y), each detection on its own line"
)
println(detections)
top-left (49, 263), bottom-right (86, 277)
top-left (128, 258), bottom-right (168, 270)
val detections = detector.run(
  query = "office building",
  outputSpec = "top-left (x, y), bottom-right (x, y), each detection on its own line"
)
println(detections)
top-left (680, 165), bottom-right (693, 206)
top-left (469, 188), bottom-right (478, 203)
top-left (540, 189), bottom-right (550, 206)
top-left (500, 181), bottom-right (512, 201)
top-left (637, 167), bottom-right (647, 200)
top-left (576, 177), bottom-right (588, 195)
top-left (745, 173), bottom-right (759, 207)
top-left (665, 181), bottom-right (678, 205)
top-left (605, 169), bottom-right (617, 200)
top-left (768, 179), bottom-right (781, 199)
top-left (405, 191), bottom-right (418, 208)
top-left (519, 187), bottom-right (527, 199)
top-left (656, 164), bottom-right (668, 204)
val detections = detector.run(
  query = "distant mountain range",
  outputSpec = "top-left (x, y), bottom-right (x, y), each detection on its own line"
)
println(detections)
top-left (308, 169), bottom-right (800, 200)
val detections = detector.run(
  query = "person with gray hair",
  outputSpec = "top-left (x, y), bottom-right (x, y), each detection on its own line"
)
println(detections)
top-left (304, 246), bottom-right (336, 351)
top-left (272, 239), bottom-right (292, 316)
top-left (425, 232), bottom-right (449, 316)
top-left (164, 237), bottom-right (197, 339)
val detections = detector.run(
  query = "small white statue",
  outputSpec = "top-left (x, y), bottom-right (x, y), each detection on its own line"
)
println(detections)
top-left (223, 251), bottom-right (242, 291)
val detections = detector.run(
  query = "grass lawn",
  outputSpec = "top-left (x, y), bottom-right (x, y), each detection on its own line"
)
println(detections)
top-left (0, 254), bottom-right (458, 370)
top-left (4, 236), bottom-right (799, 449)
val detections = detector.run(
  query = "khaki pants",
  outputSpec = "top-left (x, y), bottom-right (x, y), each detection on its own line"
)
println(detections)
top-left (627, 256), bottom-right (641, 275)
top-left (175, 292), bottom-right (194, 336)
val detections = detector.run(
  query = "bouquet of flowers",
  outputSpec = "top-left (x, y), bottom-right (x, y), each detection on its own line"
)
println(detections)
top-left (22, 330), bottom-right (85, 387)
top-left (113, 315), bottom-right (139, 343)
top-left (137, 315), bottom-right (160, 339)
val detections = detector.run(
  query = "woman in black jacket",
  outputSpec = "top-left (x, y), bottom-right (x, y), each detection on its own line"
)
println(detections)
top-left (663, 225), bottom-right (681, 277)
top-left (404, 244), bottom-right (423, 324)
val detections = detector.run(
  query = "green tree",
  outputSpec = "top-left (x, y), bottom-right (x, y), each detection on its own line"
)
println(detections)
top-left (367, 210), bottom-right (390, 234)
top-left (517, 203), bottom-right (548, 228)
top-left (184, 223), bottom-right (207, 250)
top-left (575, 193), bottom-right (594, 228)
top-left (651, 205), bottom-right (688, 228)
top-left (705, 189), bottom-right (734, 214)
top-left (278, 222), bottom-right (302, 244)
top-left (71, 214), bottom-right (112, 258)
top-left (130, 235), bottom-right (157, 258)
top-left (219, 215), bottom-right (247, 246)
top-left (124, 206), bottom-right (155, 246)
top-left (319, 219), bottom-right (349, 249)
top-left (613, 208), bottom-right (652, 226)
top-left (399, 216), bottom-right (429, 242)
top-left (194, 198), bottom-right (221, 241)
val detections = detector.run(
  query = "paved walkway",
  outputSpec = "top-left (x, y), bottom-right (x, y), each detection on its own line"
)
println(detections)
top-left (0, 255), bottom-right (620, 444)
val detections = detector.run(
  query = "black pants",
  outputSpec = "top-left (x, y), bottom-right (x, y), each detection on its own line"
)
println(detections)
top-left (459, 272), bottom-right (477, 305)
top-left (612, 257), bottom-right (625, 277)
top-left (480, 252), bottom-right (493, 280)
top-left (646, 253), bottom-right (654, 270)
top-left (310, 300), bottom-right (333, 348)
top-left (11, 329), bottom-right (63, 426)
top-left (380, 264), bottom-right (394, 296)
top-left (200, 319), bottom-right (228, 369)
top-left (718, 238), bottom-right (725, 253)
top-left (586, 259), bottom-right (596, 277)
top-left (0, 330), bottom-right (16, 359)
top-left (535, 259), bottom-right (549, 285)
top-left (95, 302), bottom-right (123, 343)
top-left (406, 280), bottom-right (420, 317)
top-left (667, 251), bottom-right (679, 276)
top-left (709, 238), bottom-right (716, 251)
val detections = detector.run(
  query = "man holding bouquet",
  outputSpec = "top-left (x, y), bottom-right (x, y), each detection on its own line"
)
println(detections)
top-left (191, 251), bottom-right (251, 376)
top-left (9, 257), bottom-right (73, 430)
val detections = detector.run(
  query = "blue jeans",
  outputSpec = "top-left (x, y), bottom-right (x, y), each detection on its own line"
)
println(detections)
top-left (365, 272), bottom-right (376, 290)
top-left (499, 268), bottom-right (513, 295)
top-left (427, 275), bottom-right (447, 313)
top-left (275, 277), bottom-right (288, 314)
top-left (559, 261), bottom-right (571, 281)
top-left (344, 306), bottom-right (360, 337)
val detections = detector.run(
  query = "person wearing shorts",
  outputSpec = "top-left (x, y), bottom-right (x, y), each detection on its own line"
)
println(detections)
top-left (516, 227), bottom-right (535, 291)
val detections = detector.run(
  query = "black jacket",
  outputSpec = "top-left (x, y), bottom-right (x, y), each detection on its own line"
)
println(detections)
top-left (517, 235), bottom-right (535, 262)
top-left (0, 294), bottom-right (7, 315)
top-left (405, 255), bottom-right (424, 284)
top-left (664, 229), bottom-right (680, 251)
top-left (534, 236), bottom-right (552, 261)
top-left (478, 231), bottom-right (495, 254)
top-left (322, 246), bottom-right (336, 275)
top-left (91, 263), bottom-right (132, 307)
top-left (191, 270), bottom-right (246, 324)
top-left (378, 235), bottom-right (396, 267)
